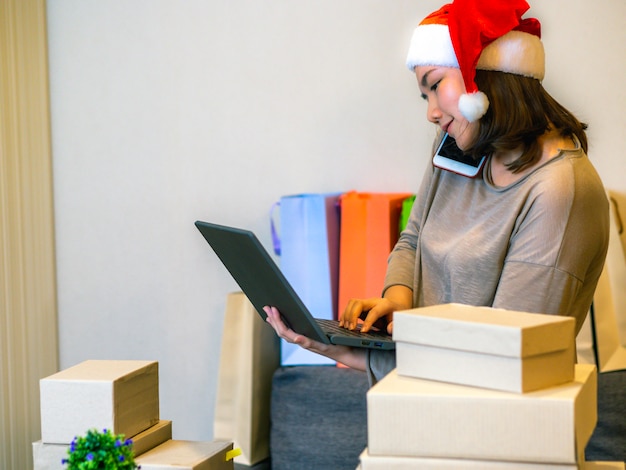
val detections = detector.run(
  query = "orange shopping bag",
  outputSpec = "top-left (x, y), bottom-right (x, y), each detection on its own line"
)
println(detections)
top-left (337, 191), bottom-right (412, 316)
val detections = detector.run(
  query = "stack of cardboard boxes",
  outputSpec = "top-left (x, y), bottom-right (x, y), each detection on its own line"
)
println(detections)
top-left (33, 360), bottom-right (235, 470)
top-left (359, 303), bottom-right (625, 470)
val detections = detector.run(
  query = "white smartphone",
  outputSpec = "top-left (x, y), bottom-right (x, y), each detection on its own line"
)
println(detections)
top-left (432, 132), bottom-right (486, 178)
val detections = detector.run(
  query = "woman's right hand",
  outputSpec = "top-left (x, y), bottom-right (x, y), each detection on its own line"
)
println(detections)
top-left (339, 285), bottom-right (413, 334)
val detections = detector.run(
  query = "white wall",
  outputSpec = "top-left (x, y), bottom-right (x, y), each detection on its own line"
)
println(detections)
top-left (46, 0), bottom-right (626, 440)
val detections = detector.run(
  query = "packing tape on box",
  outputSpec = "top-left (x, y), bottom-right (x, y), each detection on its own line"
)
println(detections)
top-left (226, 448), bottom-right (242, 461)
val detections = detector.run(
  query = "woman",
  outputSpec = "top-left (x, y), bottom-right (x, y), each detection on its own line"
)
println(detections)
top-left (264, 0), bottom-right (609, 385)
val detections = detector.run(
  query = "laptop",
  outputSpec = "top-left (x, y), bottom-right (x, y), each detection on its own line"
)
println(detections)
top-left (195, 220), bottom-right (395, 350)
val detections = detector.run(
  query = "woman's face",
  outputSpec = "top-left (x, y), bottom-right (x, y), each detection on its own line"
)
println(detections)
top-left (415, 65), bottom-right (478, 151)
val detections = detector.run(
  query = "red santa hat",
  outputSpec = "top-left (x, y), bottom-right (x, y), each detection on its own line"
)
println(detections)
top-left (406, 0), bottom-right (545, 122)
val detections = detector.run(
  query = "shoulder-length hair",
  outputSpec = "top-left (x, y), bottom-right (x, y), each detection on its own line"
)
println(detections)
top-left (470, 70), bottom-right (588, 173)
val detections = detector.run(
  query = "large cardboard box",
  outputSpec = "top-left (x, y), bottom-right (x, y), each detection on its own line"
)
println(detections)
top-left (135, 440), bottom-right (234, 470)
top-left (367, 365), bottom-right (597, 464)
top-left (359, 451), bottom-right (625, 470)
top-left (357, 465), bottom-right (624, 470)
top-left (33, 420), bottom-right (172, 470)
top-left (358, 449), bottom-right (580, 469)
top-left (585, 464), bottom-right (625, 470)
top-left (40, 360), bottom-right (160, 444)
top-left (394, 304), bottom-right (576, 392)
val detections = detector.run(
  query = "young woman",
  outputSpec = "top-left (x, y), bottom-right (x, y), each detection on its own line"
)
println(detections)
top-left (265, 0), bottom-right (609, 385)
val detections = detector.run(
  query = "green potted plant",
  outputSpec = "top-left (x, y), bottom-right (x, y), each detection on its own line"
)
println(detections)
top-left (62, 428), bottom-right (139, 469)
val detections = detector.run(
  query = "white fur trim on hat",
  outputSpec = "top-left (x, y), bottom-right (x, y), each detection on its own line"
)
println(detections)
top-left (459, 91), bottom-right (490, 122)
top-left (477, 30), bottom-right (545, 80)
top-left (406, 24), bottom-right (459, 71)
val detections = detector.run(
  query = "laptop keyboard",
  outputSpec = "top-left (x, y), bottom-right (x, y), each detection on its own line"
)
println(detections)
top-left (316, 319), bottom-right (391, 340)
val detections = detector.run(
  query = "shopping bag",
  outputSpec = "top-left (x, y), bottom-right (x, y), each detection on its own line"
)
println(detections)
top-left (611, 192), bottom-right (626, 344)
top-left (399, 194), bottom-right (416, 232)
top-left (576, 311), bottom-right (596, 366)
top-left (271, 193), bottom-right (341, 365)
top-left (213, 292), bottom-right (280, 466)
top-left (337, 191), bottom-right (412, 315)
top-left (587, 192), bottom-right (626, 371)
top-left (611, 191), bottom-right (626, 257)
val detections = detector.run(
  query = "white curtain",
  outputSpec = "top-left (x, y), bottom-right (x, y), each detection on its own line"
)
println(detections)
top-left (0, 1), bottom-right (58, 468)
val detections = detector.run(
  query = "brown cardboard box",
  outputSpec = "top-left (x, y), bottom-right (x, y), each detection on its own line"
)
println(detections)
top-left (584, 463), bottom-right (626, 470)
top-left (358, 450), bottom-right (626, 470)
top-left (394, 304), bottom-right (576, 392)
top-left (358, 449), bottom-right (579, 469)
top-left (135, 440), bottom-right (234, 470)
top-left (131, 419), bottom-right (173, 457)
top-left (367, 365), bottom-right (597, 464)
top-left (40, 360), bottom-right (159, 444)
top-left (33, 420), bottom-right (172, 469)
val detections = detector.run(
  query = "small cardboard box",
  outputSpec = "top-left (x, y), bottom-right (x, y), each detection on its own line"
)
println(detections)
top-left (394, 303), bottom-right (576, 392)
top-left (32, 441), bottom-right (69, 470)
top-left (40, 360), bottom-right (160, 444)
top-left (33, 420), bottom-right (172, 469)
top-left (367, 364), bottom-right (597, 464)
top-left (135, 440), bottom-right (234, 470)
top-left (359, 449), bottom-right (580, 469)
top-left (131, 419), bottom-right (173, 457)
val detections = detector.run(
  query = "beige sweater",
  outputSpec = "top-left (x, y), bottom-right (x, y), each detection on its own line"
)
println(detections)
top-left (368, 141), bottom-right (609, 384)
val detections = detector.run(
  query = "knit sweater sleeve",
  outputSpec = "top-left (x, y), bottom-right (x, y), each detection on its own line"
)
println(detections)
top-left (383, 164), bottom-right (436, 294)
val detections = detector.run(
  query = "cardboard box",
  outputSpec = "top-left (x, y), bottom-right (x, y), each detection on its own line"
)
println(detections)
top-left (32, 441), bottom-right (67, 470)
top-left (33, 420), bottom-right (173, 470)
top-left (131, 419), bottom-right (173, 456)
top-left (584, 464), bottom-right (626, 470)
top-left (135, 440), bottom-right (234, 470)
top-left (40, 360), bottom-right (160, 444)
top-left (367, 365), bottom-right (597, 464)
top-left (583, 462), bottom-right (626, 470)
top-left (394, 304), bottom-right (576, 392)
top-left (359, 449), bottom-right (580, 469)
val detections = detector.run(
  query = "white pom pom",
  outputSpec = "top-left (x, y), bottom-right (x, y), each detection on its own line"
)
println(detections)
top-left (459, 91), bottom-right (489, 122)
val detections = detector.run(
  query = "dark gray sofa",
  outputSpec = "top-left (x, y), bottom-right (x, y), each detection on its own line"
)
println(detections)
top-left (585, 369), bottom-right (626, 463)
top-left (268, 366), bottom-right (625, 469)
top-left (270, 366), bottom-right (368, 470)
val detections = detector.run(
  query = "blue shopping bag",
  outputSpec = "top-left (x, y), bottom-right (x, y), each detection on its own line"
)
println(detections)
top-left (271, 193), bottom-right (341, 366)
